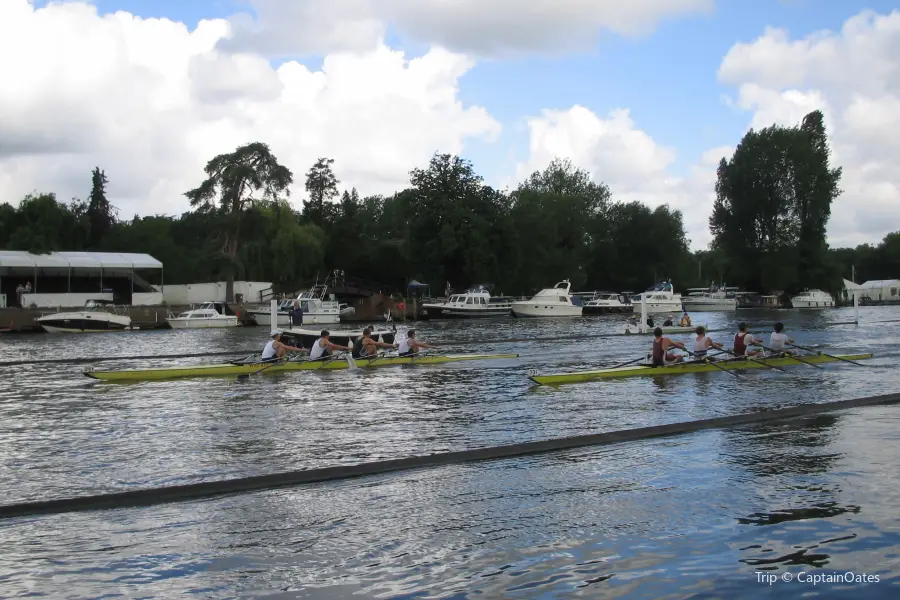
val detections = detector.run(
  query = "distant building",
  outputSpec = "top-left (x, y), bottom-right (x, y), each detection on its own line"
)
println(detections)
top-left (859, 279), bottom-right (900, 303)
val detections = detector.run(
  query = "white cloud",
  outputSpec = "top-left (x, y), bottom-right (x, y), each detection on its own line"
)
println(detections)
top-left (219, 0), bottom-right (714, 58)
top-left (718, 9), bottom-right (900, 247)
top-left (517, 9), bottom-right (900, 251)
top-left (0, 0), bottom-right (499, 218)
top-left (514, 106), bottom-right (718, 249)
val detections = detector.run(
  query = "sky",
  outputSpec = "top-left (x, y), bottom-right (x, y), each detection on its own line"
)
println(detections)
top-left (2, 0), bottom-right (899, 251)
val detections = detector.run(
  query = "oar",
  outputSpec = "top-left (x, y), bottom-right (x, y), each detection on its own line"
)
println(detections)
top-left (683, 349), bottom-right (742, 378)
top-left (760, 345), bottom-right (823, 369)
top-left (787, 343), bottom-right (868, 367)
top-left (717, 347), bottom-right (793, 375)
top-left (610, 355), bottom-right (652, 370)
top-left (236, 354), bottom-right (292, 381)
top-left (310, 351), bottom-right (350, 372)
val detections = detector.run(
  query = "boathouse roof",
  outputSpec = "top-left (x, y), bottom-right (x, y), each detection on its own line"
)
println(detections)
top-left (0, 250), bottom-right (162, 270)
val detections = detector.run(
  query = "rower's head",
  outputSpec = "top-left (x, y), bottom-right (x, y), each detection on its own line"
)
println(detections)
top-left (320, 330), bottom-right (330, 339)
top-left (774, 322), bottom-right (784, 333)
top-left (362, 327), bottom-right (372, 338)
top-left (695, 326), bottom-right (706, 336)
top-left (271, 329), bottom-right (282, 339)
top-left (407, 329), bottom-right (416, 338)
top-left (738, 322), bottom-right (747, 332)
top-left (653, 327), bottom-right (663, 338)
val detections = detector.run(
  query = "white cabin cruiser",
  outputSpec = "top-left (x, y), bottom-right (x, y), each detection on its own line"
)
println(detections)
top-left (629, 282), bottom-right (684, 314)
top-left (511, 280), bottom-right (583, 317)
top-left (37, 299), bottom-right (132, 333)
top-left (580, 292), bottom-right (634, 315)
top-left (167, 302), bottom-right (240, 329)
top-left (249, 289), bottom-right (354, 328)
top-left (681, 285), bottom-right (737, 311)
top-left (791, 289), bottom-right (834, 308)
top-left (422, 284), bottom-right (515, 319)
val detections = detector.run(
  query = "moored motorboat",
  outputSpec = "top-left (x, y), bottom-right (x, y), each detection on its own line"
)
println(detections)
top-left (629, 282), bottom-right (684, 314)
top-left (580, 292), bottom-right (634, 314)
top-left (36, 299), bottom-right (132, 333)
top-left (681, 285), bottom-right (737, 311)
top-left (511, 280), bottom-right (583, 317)
top-left (84, 352), bottom-right (520, 382)
top-left (280, 325), bottom-right (396, 348)
top-left (248, 282), bottom-right (353, 327)
top-left (422, 284), bottom-right (515, 319)
top-left (529, 353), bottom-right (874, 385)
top-left (790, 289), bottom-right (835, 308)
top-left (167, 302), bottom-right (240, 329)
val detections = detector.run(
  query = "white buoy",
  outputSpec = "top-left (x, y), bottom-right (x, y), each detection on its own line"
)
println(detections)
top-left (270, 299), bottom-right (278, 329)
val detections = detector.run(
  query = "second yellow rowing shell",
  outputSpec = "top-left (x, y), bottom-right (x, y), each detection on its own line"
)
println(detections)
top-left (529, 353), bottom-right (874, 385)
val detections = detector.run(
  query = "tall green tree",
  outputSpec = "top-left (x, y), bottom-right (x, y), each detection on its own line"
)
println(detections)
top-left (710, 110), bottom-right (842, 294)
top-left (86, 167), bottom-right (116, 248)
top-left (303, 157), bottom-right (339, 227)
top-left (184, 142), bottom-right (294, 301)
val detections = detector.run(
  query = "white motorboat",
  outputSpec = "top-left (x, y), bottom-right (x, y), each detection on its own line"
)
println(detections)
top-left (681, 285), bottom-right (737, 311)
top-left (791, 289), bottom-right (834, 308)
top-left (580, 291), bottom-right (634, 315)
top-left (249, 289), bottom-right (354, 328)
top-left (36, 299), bottom-right (132, 333)
top-left (511, 280), bottom-right (583, 317)
top-left (422, 284), bottom-right (515, 319)
top-left (629, 282), bottom-right (684, 314)
top-left (167, 302), bottom-right (240, 329)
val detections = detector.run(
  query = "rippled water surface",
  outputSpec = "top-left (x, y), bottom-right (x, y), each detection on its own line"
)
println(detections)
top-left (1, 307), bottom-right (900, 598)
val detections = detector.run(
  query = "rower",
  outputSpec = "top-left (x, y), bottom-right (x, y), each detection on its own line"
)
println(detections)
top-left (398, 329), bottom-right (435, 356)
top-left (352, 327), bottom-right (397, 358)
top-left (650, 327), bottom-right (686, 366)
top-left (733, 322), bottom-right (763, 357)
top-left (261, 330), bottom-right (302, 361)
top-left (663, 314), bottom-right (674, 327)
top-left (768, 322), bottom-right (796, 356)
top-left (679, 310), bottom-right (692, 327)
top-left (693, 325), bottom-right (724, 360)
top-left (309, 330), bottom-right (350, 360)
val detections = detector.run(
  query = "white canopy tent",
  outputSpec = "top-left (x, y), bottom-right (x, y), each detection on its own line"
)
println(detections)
top-left (0, 250), bottom-right (163, 295)
top-left (841, 278), bottom-right (865, 302)
top-left (860, 279), bottom-right (900, 302)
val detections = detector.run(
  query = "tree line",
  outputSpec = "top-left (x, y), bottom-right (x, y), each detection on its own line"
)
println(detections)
top-left (1, 109), bottom-right (896, 301)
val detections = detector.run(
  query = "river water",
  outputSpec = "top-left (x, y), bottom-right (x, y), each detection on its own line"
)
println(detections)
top-left (1, 306), bottom-right (899, 598)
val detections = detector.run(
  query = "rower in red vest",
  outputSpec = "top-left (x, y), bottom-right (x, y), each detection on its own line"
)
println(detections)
top-left (733, 322), bottom-right (763, 357)
top-left (650, 327), bottom-right (686, 366)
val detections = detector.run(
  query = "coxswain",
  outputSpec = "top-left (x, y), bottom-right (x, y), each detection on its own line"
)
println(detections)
top-left (397, 329), bottom-right (435, 356)
top-left (309, 330), bottom-right (350, 360)
top-left (352, 327), bottom-right (397, 358)
top-left (733, 322), bottom-right (763, 357)
top-left (693, 325), bottom-right (724, 360)
top-left (663, 314), bottom-right (674, 327)
top-left (650, 327), bottom-right (686, 366)
top-left (768, 322), bottom-right (796, 355)
top-left (261, 330), bottom-right (303, 361)
top-left (679, 310), bottom-right (692, 327)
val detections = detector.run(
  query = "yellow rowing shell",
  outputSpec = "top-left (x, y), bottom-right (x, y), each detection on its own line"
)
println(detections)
top-left (529, 353), bottom-right (874, 386)
top-left (84, 353), bottom-right (519, 382)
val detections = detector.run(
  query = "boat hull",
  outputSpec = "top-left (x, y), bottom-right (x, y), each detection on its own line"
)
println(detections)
top-left (249, 311), bottom-right (339, 326)
top-left (167, 317), bottom-right (239, 329)
top-left (37, 313), bottom-right (132, 333)
top-left (583, 304), bottom-right (633, 315)
top-left (85, 352), bottom-right (520, 382)
top-left (680, 299), bottom-right (737, 311)
top-left (423, 305), bottom-right (512, 319)
top-left (791, 300), bottom-right (835, 308)
top-left (511, 304), bottom-right (583, 317)
top-left (530, 353), bottom-right (874, 385)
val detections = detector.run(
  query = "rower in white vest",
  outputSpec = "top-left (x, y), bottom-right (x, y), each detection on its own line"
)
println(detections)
top-left (768, 322), bottom-right (796, 355)
top-left (397, 329), bottom-right (436, 356)
top-left (693, 325), bottom-right (724, 360)
top-left (309, 330), bottom-right (351, 360)
top-left (261, 330), bottom-right (302, 360)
